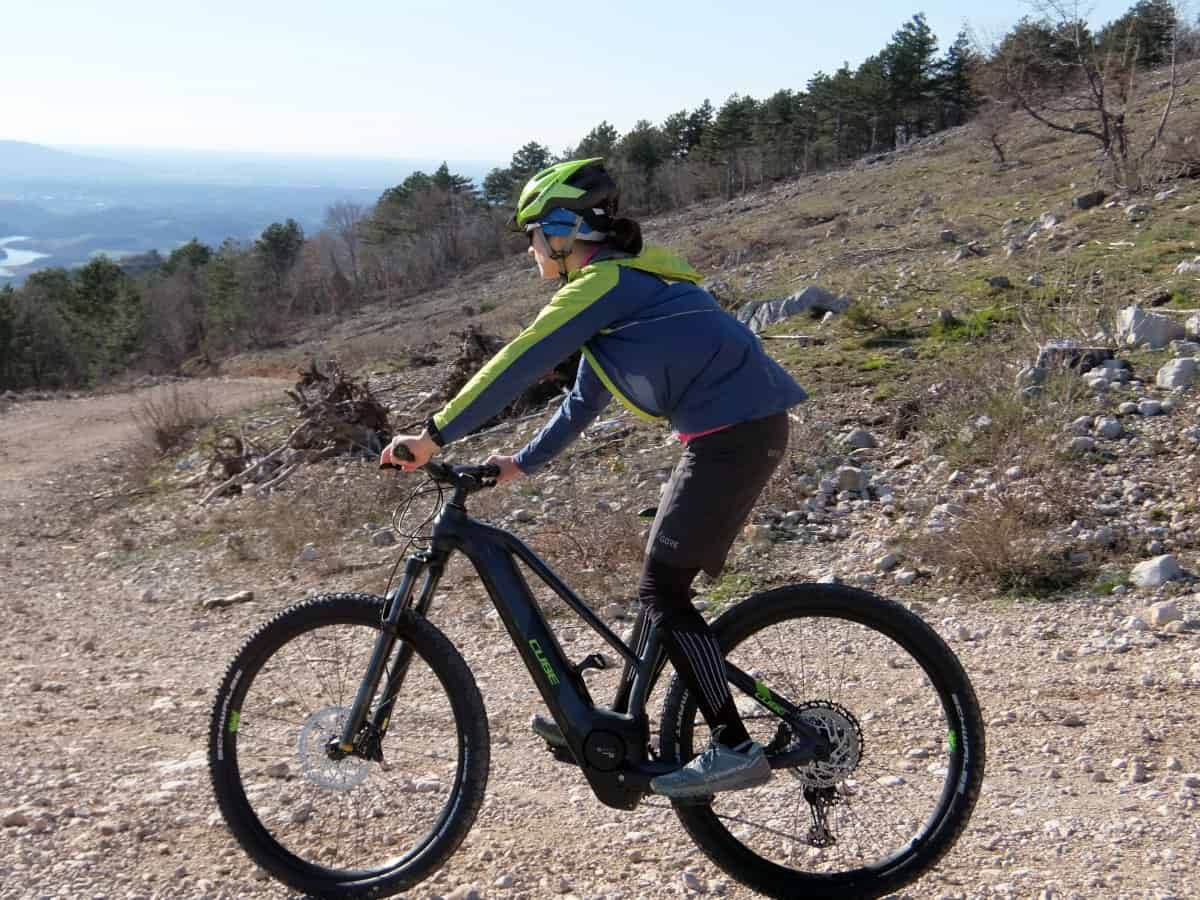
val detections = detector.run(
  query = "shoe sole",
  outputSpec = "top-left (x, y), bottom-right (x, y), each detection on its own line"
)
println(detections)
top-left (651, 767), bottom-right (772, 799)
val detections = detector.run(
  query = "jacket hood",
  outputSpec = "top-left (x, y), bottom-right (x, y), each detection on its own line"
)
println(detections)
top-left (571, 245), bottom-right (704, 286)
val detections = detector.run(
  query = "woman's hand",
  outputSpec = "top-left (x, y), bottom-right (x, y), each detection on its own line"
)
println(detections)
top-left (484, 454), bottom-right (525, 484)
top-left (381, 431), bottom-right (439, 472)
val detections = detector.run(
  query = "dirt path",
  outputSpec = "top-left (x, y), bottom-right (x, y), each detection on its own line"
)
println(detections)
top-left (1, 380), bottom-right (1198, 900)
top-left (0, 378), bottom-right (286, 509)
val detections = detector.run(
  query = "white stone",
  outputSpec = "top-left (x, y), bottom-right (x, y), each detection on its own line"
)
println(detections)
top-left (877, 553), bottom-right (901, 572)
top-left (1117, 305), bottom-right (1186, 349)
top-left (370, 528), bottom-right (396, 547)
top-left (1137, 400), bottom-right (1163, 416)
top-left (841, 429), bottom-right (878, 449)
top-left (894, 569), bottom-right (918, 586)
top-left (1156, 358), bottom-right (1197, 391)
top-left (300, 543), bottom-right (318, 561)
top-left (836, 466), bottom-right (868, 493)
top-left (1095, 417), bottom-right (1123, 439)
top-left (1141, 600), bottom-right (1183, 627)
top-left (1067, 416), bottom-right (1094, 435)
top-left (1130, 555), bottom-right (1183, 588)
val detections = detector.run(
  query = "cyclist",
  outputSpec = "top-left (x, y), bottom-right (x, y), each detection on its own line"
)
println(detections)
top-left (383, 158), bottom-right (807, 798)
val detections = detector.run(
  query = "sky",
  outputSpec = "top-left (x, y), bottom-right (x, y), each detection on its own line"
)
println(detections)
top-left (7, 0), bottom-right (1149, 165)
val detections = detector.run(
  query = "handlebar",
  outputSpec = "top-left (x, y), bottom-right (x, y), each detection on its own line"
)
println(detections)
top-left (380, 441), bottom-right (500, 492)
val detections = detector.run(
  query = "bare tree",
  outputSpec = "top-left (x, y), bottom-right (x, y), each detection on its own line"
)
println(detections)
top-left (994, 0), bottom-right (1193, 189)
top-left (323, 201), bottom-right (367, 297)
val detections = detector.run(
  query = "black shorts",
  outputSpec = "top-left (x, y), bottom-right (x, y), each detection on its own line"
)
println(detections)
top-left (646, 412), bottom-right (789, 577)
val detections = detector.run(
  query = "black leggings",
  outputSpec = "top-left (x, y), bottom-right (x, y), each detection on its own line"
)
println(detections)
top-left (634, 557), bottom-right (750, 748)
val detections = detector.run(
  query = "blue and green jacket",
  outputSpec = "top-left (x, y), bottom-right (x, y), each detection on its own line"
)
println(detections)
top-left (432, 246), bottom-right (808, 473)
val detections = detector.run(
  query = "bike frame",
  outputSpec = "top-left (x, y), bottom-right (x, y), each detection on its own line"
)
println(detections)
top-left (337, 472), bottom-right (829, 811)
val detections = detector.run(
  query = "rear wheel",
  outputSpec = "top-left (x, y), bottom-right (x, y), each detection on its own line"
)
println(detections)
top-left (659, 584), bottom-right (985, 899)
top-left (209, 592), bottom-right (489, 898)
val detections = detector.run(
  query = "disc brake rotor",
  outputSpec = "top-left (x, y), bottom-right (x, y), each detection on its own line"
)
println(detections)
top-left (297, 705), bottom-right (370, 790)
top-left (792, 700), bottom-right (864, 789)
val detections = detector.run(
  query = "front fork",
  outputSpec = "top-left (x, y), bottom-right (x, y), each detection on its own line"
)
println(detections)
top-left (332, 556), bottom-right (443, 758)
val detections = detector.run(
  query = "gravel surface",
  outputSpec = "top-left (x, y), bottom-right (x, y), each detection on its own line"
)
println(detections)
top-left (1, 382), bottom-right (1198, 900)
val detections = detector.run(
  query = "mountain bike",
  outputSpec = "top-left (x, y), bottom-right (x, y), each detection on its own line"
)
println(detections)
top-left (209, 459), bottom-right (985, 899)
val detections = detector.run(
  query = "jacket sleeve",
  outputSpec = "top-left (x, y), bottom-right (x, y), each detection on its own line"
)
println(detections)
top-left (432, 265), bottom-right (623, 444)
top-left (514, 356), bottom-right (612, 475)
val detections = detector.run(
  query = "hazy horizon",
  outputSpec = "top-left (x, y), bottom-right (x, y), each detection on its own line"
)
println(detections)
top-left (8, 0), bottom-right (1140, 160)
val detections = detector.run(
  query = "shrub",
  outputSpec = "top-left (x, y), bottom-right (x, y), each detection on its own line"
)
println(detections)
top-left (132, 384), bottom-right (216, 457)
top-left (910, 491), bottom-right (1090, 599)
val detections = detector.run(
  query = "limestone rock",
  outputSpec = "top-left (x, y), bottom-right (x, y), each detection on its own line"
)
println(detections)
top-left (840, 429), bottom-right (878, 450)
top-left (1156, 358), bottom-right (1197, 391)
top-left (1094, 417), bottom-right (1123, 440)
top-left (738, 287), bottom-right (850, 333)
top-left (370, 529), bottom-right (396, 547)
top-left (836, 466), bottom-right (868, 493)
top-left (1139, 600), bottom-right (1183, 627)
top-left (1117, 306), bottom-right (1186, 349)
top-left (1130, 555), bottom-right (1183, 588)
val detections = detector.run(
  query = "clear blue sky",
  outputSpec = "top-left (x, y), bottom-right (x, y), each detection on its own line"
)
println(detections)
top-left (8, 0), bottom-right (1143, 163)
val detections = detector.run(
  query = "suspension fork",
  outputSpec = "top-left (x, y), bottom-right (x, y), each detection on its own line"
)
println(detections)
top-left (333, 556), bottom-right (439, 754)
top-left (368, 561), bottom-right (445, 742)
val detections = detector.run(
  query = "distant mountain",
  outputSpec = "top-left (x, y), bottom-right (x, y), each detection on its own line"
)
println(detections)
top-left (0, 141), bottom-right (140, 181)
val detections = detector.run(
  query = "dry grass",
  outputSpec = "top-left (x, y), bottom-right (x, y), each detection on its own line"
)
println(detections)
top-left (898, 349), bottom-right (1091, 471)
top-left (230, 463), bottom-right (411, 562)
top-left (909, 482), bottom-right (1095, 599)
top-left (131, 385), bottom-right (216, 459)
top-left (529, 511), bottom-right (647, 609)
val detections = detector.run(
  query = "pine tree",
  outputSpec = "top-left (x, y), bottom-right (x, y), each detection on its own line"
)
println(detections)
top-left (509, 142), bottom-right (553, 181)
top-left (935, 31), bottom-right (980, 128)
top-left (482, 167), bottom-right (516, 206)
top-left (575, 122), bottom-right (620, 159)
top-left (882, 13), bottom-right (939, 141)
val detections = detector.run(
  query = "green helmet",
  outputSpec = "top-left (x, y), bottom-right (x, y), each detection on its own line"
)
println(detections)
top-left (512, 158), bottom-right (619, 232)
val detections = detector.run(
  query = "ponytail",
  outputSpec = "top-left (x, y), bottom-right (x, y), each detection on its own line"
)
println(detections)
top-left (606, 217), bottom-right (643, 256)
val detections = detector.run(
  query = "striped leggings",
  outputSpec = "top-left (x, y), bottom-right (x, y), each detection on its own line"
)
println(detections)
top-left (633, 557), bottom-right (750, 748)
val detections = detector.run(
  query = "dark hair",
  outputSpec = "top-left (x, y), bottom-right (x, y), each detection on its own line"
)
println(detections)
top-left (606, 217), bottom-right (643, 256)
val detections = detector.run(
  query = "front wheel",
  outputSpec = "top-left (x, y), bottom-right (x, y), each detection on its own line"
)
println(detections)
top-left (659, 584), bottom-right (985, 899)
top-left (209, 592), bottom-right (489, 899)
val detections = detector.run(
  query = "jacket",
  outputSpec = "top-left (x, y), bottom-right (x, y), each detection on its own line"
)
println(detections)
top-left (431, 246), bottom-right (808, 473)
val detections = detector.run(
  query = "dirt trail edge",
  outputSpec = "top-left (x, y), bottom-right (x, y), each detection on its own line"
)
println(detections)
top-left (0, 378), bottom-right (288, 508)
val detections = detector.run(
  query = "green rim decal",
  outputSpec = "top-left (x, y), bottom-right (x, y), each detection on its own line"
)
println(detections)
top-left (947, 728), bottom-right (958, 753)
top-left (228, 710), bottom-right (241, 734)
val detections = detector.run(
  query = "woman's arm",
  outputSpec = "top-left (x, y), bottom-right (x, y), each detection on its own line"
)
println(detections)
top-left (431, 266), bottom-right (624, 445)
top-left (513, 356), bottom-right (612, 475)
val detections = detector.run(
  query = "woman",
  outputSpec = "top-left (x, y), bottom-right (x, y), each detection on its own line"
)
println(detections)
top-left (384, 158), bottom-right (807, 798)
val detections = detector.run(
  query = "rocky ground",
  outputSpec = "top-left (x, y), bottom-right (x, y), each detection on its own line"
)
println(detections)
top-left (1, 356), bottom-right (1199, 900)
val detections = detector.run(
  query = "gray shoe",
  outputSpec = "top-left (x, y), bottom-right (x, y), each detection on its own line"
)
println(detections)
top-left (651, 739), bottom-right (772, 799)
top-left (531, 714), bottom-right (567, 748)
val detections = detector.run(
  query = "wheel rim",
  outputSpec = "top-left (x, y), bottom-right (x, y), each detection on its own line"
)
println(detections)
top-left (224, 618), bottom-right (466, 876)
top-left (677, 609), bottom-right (966, 878)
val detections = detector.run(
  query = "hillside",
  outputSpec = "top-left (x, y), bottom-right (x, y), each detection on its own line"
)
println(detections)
top-left (0, 140), bottom-right (137, 180)
top-left (2, 79), bottom-right (1199, 897)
